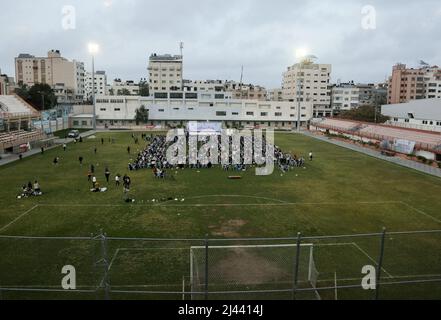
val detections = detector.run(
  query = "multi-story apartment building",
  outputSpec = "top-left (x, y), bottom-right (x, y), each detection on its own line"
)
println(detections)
top-left (331, 82), bottom-right (388, 114)
top-left (387, 63), bottom-right (434, 104)
top-left (268, 88), bottom-right (283, 102)
top-left (423, 67), bottom-right (441, 99)
top-left (224, 81), bottom-right (267, 101)
top-left (331, 82), bottom-right (360, 112)
top-left (85, 71), bottom-right (108, 101)
top-left (282, 59), bottom-right (332, 117)
top-left (14, 50), bottom-right (85, 103)
top-left (0, 69), bottom-right (15, 95)
top-left (147, 54), bottom-right (183, 94)
top-left (109, 79), bottom-right (140, 96)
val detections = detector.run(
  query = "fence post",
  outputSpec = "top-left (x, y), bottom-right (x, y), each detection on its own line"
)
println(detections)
top-left (204, 234), bottom-right (209, 300)
top-left (95, 230), bottom-right (111, 300)
top-left (292, 232), bottom-right (302, 300)
top-left (375, 228), bottom-right (387, 300)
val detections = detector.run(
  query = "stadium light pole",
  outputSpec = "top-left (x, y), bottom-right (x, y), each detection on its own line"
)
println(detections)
top-left (88, 43), bottom-right (100, 131)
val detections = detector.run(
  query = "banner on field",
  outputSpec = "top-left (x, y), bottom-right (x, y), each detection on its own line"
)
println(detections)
top-left (187, 121), bottom-right (223, 135)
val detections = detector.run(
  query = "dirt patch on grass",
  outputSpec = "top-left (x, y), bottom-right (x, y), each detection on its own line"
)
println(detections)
top-left (210, 248), bottom-right (288, 285)
top-left (210, 219), bottom-right (247, 237)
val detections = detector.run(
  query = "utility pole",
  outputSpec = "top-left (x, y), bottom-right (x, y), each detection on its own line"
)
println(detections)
top-left (180, 42), bottom-right (184, 91)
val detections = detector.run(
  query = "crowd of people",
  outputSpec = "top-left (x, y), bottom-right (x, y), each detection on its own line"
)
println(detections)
top-left (128, 133), bottom-right (309, 175)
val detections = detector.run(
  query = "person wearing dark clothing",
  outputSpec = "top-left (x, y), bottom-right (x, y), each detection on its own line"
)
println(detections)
top-left (94, 147), bottom-right (97, 154)
top-left (79, 156), bottom-right (83, 166)
top-left (41, 147), bottom-right (44, 154)
top-left (127, 146), bottom-right (131, 154)
top-left (19, 154), bottom-right (23, 160)
top-left (101, 138), bottom-right (104, 145)
top-left (105, 168), bottom-right (111, 183)
top-left (90, 164), bottom-right (95, 174)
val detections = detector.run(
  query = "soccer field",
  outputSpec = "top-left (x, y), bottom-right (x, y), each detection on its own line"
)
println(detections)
top-left (1, 132), bottom-right (441, 300)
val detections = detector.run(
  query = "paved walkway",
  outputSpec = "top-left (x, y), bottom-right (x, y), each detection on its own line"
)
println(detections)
top-left (0, 130), bottom-right (96, 167)
top-left (301, 130), bottom-right (441, 179)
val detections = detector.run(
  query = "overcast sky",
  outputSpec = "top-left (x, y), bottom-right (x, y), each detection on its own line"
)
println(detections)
top-left (1, 0), bottom-right (440, 88)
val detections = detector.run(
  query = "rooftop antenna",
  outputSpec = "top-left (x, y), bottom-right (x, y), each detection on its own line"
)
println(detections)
top-left (180, 42), bottom-right (184, 58)
top-left (240, 65), bottom-right (244, 88)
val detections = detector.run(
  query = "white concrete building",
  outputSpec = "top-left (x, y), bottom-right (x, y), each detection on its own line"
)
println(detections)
top-left (14, 50), bottom-right (85, 103)
top-left (268, 88), bottom-right (283, 102)
top-left (331, 82), bottom-right (360, 112)
top-left (148, 54), bottom-right (183, 94)
top-left (85, 71), bottom-right (108, 101)
top-left (282, 59), bottom-right (332, 117)
top-left (0, 69), bottom-right (14, 95)
top-left (109, 79), bottom-right (140, 96)
top-left (423, 67), bottom-right (441, 99)
top-left (88, 93), bottom-right (313, 130)
top-left (382, 99), bottom-right (441, 132)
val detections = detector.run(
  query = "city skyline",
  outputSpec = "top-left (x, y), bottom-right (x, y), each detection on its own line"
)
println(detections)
top-left (1, 0), bottom-right (441, 88)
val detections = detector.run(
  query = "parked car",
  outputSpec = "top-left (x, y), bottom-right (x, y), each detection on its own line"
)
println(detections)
top-left (68, 130), bottom-right (80, 139)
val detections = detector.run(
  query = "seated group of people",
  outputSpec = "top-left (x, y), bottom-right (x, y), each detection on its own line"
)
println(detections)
top-left (18, 181), bottom-right (42, 198)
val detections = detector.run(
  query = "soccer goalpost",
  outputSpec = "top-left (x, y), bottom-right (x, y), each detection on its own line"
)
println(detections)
top-left (190, 243), bottom-right (320, 300)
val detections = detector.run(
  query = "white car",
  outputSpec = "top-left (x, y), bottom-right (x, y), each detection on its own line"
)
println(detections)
top-left (68, 130), bottom-right (80, 139)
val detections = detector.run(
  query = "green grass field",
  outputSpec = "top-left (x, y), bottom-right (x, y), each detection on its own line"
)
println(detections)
top-left (1, 131), bottom-right (441, 300)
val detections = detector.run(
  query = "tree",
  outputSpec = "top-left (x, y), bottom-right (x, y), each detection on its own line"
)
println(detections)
top-left (117, 88), bottom-right (131, 96)
top-left (139, 81), bottom-right (150, 97)
top-left (16, 83), bottom-right (57, 110)
top-left (134, 105), bottom-right (149, 125)
top-left (336, 105), bottom-right (389, 124)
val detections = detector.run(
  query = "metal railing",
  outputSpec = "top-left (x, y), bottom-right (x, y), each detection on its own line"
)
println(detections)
top-left (0, 229), bottom-right (441, 300)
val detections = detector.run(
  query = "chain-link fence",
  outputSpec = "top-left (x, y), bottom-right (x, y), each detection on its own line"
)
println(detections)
top-left (1, 229), bottom-right (441, 300)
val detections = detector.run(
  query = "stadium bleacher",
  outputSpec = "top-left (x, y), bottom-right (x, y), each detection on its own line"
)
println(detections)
top-left (311, 118), bottom-right (441, 151)
top-left (0, 95), bottom-right (38, 116)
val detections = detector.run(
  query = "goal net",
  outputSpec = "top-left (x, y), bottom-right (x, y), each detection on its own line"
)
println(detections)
top-left (190, 243), bottom-right (320, 300)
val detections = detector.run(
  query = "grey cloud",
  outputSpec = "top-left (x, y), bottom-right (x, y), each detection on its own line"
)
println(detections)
top-left (1, 0), bottom-right (440, 88)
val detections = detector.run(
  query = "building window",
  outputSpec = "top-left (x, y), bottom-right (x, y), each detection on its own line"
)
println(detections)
top-left (261, 112), bottom-right (268, 116)
top-left (216, 111), bottom-right (227, 116)
top-left (246, 112), bottom-right (254, 116)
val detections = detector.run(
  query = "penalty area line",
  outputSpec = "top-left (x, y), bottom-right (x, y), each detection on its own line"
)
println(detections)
top-left (0, 205), bottom-right (39, 234)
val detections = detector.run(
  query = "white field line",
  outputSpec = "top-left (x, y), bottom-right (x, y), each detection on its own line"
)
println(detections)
top-left (399, 201), bottom-right (441, 224)
top-left (0, 205), bottom-right (39, 233)
top-left (4, 273), bottom-right (441, 289)
top-left (36, 200), bottom-right (402, 208)
top-left (351, 242), bottom-right (393, 278)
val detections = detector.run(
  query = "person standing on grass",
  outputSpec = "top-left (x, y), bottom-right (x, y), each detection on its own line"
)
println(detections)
top-left (41, 146), bottom-right (44, 155)
top-left (87, 171), bottom-right (92, 182)
top-left (63, 143), bottom-right (67, 152)
top-left (92, 175), bottom-right (97, 188)
top-left (90, 164), bottom-right (95, 174)
top-left (79, 156), bottom-right (83, 166)
top-left (115, 174), bottom-right (121, 187)
top-left (53, 157), bottom-right (59, 165)
top-left (101, 138), bottom-right (104, 145)
top-left (105, 167), bottom-right (111, 183)
top-left (127, 146), bottom-right (131, 154)
top-left (94, 146), bottom-right (97, 155)
top-left (309, 151), bottom-right (313, 161)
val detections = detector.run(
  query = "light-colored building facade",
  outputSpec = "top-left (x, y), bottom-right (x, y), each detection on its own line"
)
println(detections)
top-left (282, 60), bottom-right (332, 117)
top-left (424, 67), bottom-right (441, 99)
top-left (14, 50), bottom-right (85, 103)
top-left (387, 63), bottom-right (441, 104)
top-left (109, 79), bottom-right (140, 96)
top-left (0, 69), bottom-right (14, 95)
top-left (331, 82), bottom-right (360, 112)
top-left (85, 71), bottom-right (108, 101)
top-left (382, 98), bottom-right (441, 133)
top-left (89, 93), bottom-right (313, 130)
top-left (148, 54), bottom-right (183, 94)
top-left (268, 88), bottom-right (283, 102)
top-left (224, 82), bottom-right (267, 101)
top-left (331, 82), bottom-right (388, 113)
